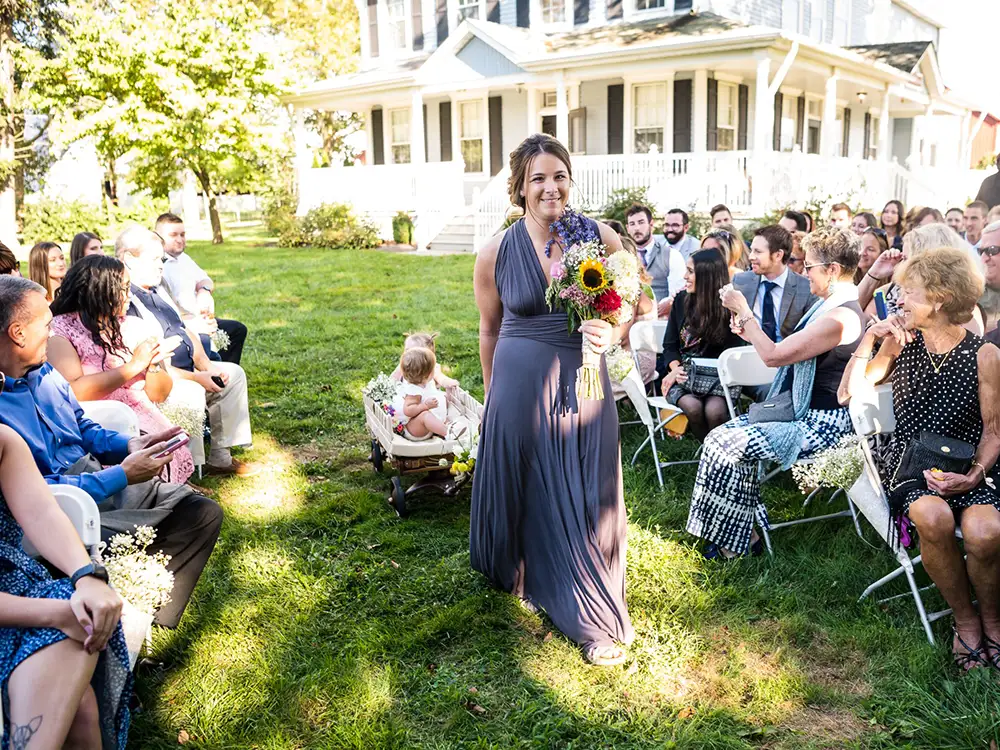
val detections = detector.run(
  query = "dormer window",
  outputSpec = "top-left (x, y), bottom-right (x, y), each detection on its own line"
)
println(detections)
top-left (457, 0), bottom-right (480, 22)
top-left (541, 0), bottom-right (566, 24)
top-left (634, 0), bottom-right (664, 10)
top-left (386, 0), bottom-right (407, 50)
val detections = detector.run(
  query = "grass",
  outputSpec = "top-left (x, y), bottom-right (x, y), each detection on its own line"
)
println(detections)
top-left (131, 227), bottom-right (1000, 749)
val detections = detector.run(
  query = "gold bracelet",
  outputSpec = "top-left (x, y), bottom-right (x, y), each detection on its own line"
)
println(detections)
top-left (851, 351), bottom-right (873, 360)
top-left (972, 461), bottom-right (988, 478)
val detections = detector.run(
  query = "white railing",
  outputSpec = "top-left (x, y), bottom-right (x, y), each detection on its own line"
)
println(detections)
top-left (473, 166), bottom-right (511, 251)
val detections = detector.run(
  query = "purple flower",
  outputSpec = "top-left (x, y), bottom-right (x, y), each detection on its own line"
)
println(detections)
top-left (559, 284), bottom-right (590, 305)
top-left (545, 207), bottom-right (599, 258)
top-left (550, 261), bottom-right (566, 280)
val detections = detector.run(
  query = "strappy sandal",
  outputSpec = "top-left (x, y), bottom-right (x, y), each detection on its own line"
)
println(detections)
top-left (953, 629), bottom-right (989, 672)
top-left (584, 645), bottom-right (627, 667)
top-left (982, 634), bottom-right (1000, 670)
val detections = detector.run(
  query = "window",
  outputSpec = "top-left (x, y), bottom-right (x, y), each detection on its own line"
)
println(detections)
top-left (635, 0), bottom-right (665, 10)
top-left (717, 82), bottom-right (737, 151)
top-left (459, 101), bottom-right (484, 173)
top-left (542, 91), bottom-right (558, 108)
top-left (806, 98), bottom-right (821, 154)
top-left (541, 0), bottom-right (566, 24)
top-left (868, 116), bottom-right (879, 160)
top-left (633, 83), bottom-right (666, 154)
top-left (457, 0), bottom-right (480, 22)
top-left (779, 96), bottom-right (798, 152)
top-left (389, 109), bottom-right (411, 164)
top-left (386, 0), bottom-right (407, 50)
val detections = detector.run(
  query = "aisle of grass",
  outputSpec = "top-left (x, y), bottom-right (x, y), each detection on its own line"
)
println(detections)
top-left (131, 229), bottom-right (1000, 749)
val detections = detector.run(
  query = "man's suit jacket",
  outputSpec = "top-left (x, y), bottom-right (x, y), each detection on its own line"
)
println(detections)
top-left (643, 237), bottom-right (684, 302)
top-left (732, 269), bottom-right (818, 341)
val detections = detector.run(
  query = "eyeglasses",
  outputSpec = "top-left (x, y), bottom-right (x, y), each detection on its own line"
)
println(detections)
top-left (664, 223), bottom-right (685, 230)
top-left (980, 245), bottom-right (1000, 258)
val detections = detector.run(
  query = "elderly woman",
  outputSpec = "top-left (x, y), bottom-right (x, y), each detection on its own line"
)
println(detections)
top-left (28, 241), bottom-right (66, 301)
top-left (686, 226), bottom-right (865, 559)
top-left (839, 248), bottom-right (1000, 671)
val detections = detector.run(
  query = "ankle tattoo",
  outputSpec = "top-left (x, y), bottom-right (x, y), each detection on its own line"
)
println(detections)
top-left (11, 716), bottom-right (43, 750)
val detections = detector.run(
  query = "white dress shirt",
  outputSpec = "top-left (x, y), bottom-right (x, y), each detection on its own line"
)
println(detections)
top-left (638, 238), bottom-right (686, 299)
top-left (752, 266), bottom-right (790, 342)
top-left (668, 234), bottom-right (700, 261)
top-left (161, 252), bottom-right (213, 317)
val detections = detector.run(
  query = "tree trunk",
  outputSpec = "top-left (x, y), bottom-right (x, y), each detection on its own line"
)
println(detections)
top-left (194, 169), bottom-right (224, 244)
top-left (105, 159), bottom-right (119, 206)
top-left (0, 24), bottom-right (19, 250)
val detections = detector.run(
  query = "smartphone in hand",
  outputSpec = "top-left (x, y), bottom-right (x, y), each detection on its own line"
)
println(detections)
top-left (873, 289), bottom-right (888, 321)
top-left (154, 433), bottom-right (190, 459)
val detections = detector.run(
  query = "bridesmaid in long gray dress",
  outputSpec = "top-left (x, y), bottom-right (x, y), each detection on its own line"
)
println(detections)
top-left (470, 134), bottom-right (635, 666)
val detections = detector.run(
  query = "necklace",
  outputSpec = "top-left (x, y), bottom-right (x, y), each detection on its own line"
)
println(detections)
top-left (924, 331), bottom-right (964, 375)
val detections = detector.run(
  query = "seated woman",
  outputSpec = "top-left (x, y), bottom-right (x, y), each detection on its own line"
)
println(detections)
top-left (660, 248), bottom-right (744, 439)
top-left (686, 226), bottom-right (865, 559)
top-left (700, 226), bottom-right (746, 279)
top-left (853, 226), bottom-right (889, 285)
top-left (839, 248), bottom-right (1000, 671)
top-left (851, 211), bottom-right (878, 236)
top-left (47, 255), bottom-right (195, 484)
top-left (70, 232), bottom-right (104, 264)
top-left (28, 241), bottom-right (66, 302)
top-left (0, 425), bottom-right (132, 748)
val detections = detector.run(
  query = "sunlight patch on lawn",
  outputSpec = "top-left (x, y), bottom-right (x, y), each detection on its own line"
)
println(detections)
top-left (216, 434), bottom-right (306, 520)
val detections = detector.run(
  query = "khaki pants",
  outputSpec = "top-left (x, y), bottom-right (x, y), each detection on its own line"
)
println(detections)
top-left (168, 362), bottom-right (252, 464)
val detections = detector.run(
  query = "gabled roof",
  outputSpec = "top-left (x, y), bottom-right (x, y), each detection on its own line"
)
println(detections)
top-left (846, 41), bottom-right (932, 74)
top-left (545, 11), bottom-right (749, 54)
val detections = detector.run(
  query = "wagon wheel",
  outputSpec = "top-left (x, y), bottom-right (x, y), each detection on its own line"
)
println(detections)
top-left (387, 476), bottom-right (407, 517)
top-left (369, 438), bottom-right (384, 473)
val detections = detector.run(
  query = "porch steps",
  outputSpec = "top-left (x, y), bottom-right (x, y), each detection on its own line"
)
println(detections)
top-left (428, 214), bottom-right (475, 254)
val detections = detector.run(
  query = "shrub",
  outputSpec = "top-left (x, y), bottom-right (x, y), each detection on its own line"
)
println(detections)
top-left (22, 195), bottom-right (169, 245)
top-left (392, 211), bottom-right (414, 245)
top-left (599, 187), bottom-right (651, 226)
top-left (297, 203), bottom-right (380, 250)
top-left (262, 187), bottom-right (304, 247)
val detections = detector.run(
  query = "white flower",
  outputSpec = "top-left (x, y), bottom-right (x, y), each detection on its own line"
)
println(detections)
top-left (100, 525), bottom-right (174, 616)
top-left (438, 458), bottom-right (449, 466)
top-left (363, 372), bottom-right (400, 405)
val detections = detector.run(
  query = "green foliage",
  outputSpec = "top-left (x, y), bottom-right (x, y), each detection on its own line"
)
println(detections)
top-left (273, 202), bottom-right (380, 249)
top-left (687, 210), bottom-right (710, 240)
top-left (599, 187), bottom-right (650, 225)
top-left (262, 185), bottom-right (302, 247)
top-left (21, 194), bottom-right (168, 243)
top-left (392, 211), bottom-right (413, 245)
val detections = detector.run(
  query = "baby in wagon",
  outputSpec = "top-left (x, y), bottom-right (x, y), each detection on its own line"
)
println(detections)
top-left (390, 332), bottom-right (459, 393)
top-left (393, 347), bottom-right (465, 441)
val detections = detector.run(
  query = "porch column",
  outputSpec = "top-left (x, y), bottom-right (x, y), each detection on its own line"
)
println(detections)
top-left (693, 69), bottom-right (708, 153)
top-left (663, 71), bottom-right (675, 156)
top-left (821, 71), bottom-right (839, 158)
top-left (526, 85), bottom-right (538, 136)
top-left (411, 90), bottom-right (425, 165)
top-left (293, 107), bottom-right (310, 206)
top-left (920, 103), bottom-right (935, 166)
top-left (751, 55), bottom-right (774, 215)
top-left (555, 74), bottom-right (570, 147)
top-left (878, 93), bottom-right (891, 163)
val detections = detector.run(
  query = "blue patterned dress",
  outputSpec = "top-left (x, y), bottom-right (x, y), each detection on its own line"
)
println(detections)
top-left (0, 494), bottom-right (132, 749)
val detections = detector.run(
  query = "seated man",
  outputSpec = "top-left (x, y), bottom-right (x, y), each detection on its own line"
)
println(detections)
top-left (156, 213), bottom-right (248, 365)
top-left (116, 226), bottom-right (259, 477)
top-left (0, 274), bottom-right (222, 629)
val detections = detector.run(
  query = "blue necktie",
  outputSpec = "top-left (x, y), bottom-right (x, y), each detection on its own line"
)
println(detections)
top-left (761, 281), bottom-right (778, 341)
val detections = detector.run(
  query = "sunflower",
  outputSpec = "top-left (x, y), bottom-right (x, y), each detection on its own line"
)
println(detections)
top-left (577, 258), bottom-right (608, 293)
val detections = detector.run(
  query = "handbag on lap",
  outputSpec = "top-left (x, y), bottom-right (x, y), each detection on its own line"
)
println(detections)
top-left (886, 431), bottom-right (975, 513)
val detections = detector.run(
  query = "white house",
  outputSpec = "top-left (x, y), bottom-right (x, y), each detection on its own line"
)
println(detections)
top-left (285, 0), bottom-right (992, 250)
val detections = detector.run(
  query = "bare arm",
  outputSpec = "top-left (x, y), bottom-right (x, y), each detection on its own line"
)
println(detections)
top-left (474, 236), bottom-right (503, 394)
top-left (596, 222), bottom-right (628, 346)
top-left (185, 323), bottom-right (213, 371)
top-left (143, 366), bottom-right (174, 403)
top-left (837, 322), bottom-right (903, 405)
top-left (48, 335), bottom-right (144, 402)
top-left (735, 308), bottom-right (857, 368)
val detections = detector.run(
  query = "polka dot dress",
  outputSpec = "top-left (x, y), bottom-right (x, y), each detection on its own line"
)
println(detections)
top-left (879, 330), bottom-right (1000, 514)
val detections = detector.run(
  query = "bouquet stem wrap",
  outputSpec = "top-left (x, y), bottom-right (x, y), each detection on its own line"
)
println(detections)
top-left (577, 338), bottom-right (603, 401)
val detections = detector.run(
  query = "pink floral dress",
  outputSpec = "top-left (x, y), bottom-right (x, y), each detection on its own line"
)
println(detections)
top-left (50, 313), bottom-right (195, 484)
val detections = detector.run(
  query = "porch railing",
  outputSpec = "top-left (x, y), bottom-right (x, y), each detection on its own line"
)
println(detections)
top-left (473, 166), bottom-right (511, 251)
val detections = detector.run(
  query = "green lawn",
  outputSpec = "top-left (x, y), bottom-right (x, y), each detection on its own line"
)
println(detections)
top-left (132, 228), bottom-right (1000, 749)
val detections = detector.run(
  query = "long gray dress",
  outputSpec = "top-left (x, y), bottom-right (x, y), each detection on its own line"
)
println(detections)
top-left (470, 218), bottom-right (634, 650)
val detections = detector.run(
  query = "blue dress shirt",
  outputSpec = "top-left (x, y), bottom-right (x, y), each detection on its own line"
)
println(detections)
top-left (0, 364), bottom-right (131, 501)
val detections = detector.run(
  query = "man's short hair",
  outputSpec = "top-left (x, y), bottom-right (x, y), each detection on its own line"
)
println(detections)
top-left (946, 207), bottom-right (965, 217)
top-left (983, 220), bottom-right (1000, 236)
top-left (966, 200), bottom-right (989, 215)
top-left (0, 241), bottom-right (17, 275)
top-left (115, 225), bottom-right (164, 259)
top-left (709, 203), bottom-right (731, 219)
top-left (0, 275), bottom-right (46, 334)
top-left (624, 203), bottom-right (652, 223)
top-left (830, 202), bottom-right (851, 215)
top-left (155, 212), bottom-right (184, 229)
top-left (782, 210), bottom-right (808, 232)
top-left (666, 208), bottom-right (689, 225)
top-left (754, 225), bottom-right (793, 263)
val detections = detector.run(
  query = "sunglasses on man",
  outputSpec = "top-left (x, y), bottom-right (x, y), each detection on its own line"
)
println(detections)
top-left (980, 245), bottom-right (1000, 258)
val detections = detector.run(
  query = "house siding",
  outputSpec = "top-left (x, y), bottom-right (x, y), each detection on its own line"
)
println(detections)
top-left (501, 90), bottom-right (529, 164)
top-left (580, 79), bottom-right (618, 155)
top-left (454, 36), bottom-right (523, 76)
top-left (887, 2), bottom-right (937, 45)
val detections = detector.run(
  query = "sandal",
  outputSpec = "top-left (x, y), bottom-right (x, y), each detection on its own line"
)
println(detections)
top-left (584, 645), bottom-right (627, 667)
top-left (953, 628), bottom-right (989, 672)
top-left (983, 634), bottom-right (1000, 670)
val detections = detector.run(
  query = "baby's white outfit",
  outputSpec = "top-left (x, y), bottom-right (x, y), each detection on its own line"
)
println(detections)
top-left (393, 379), bottom-right (447, 441)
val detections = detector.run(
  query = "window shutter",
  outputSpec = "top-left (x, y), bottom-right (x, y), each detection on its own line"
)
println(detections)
top-left (367, 0), bottom-right (379, 58)
top-left (489, 96), bottom-right (503, 176)
top-left (863, 111), bottom-right (872, 160)
top-left (772, 92), bottom-right (782, 150)
top-left (439, 101), bottom-right (453, 162)
top-left (673, 79), bottom-right (692, 153)
top-left (574, 0), bottom-right (589, 25)
top-left (607, 84), bottom-right (624, 155)
top-left (795, 96), bottom-right (805, 149)
top-left (371, 108), bottom-right (385, 165)
top-left (706, 77), bottom-right (718, 151)
top-left (737, 84), bottom-right (748, 150)
top-left (487, 0), bottom-right (500, 21)
top-left (516, 0), bottom-right (529, 26)
top-left (412, 0), bottom-right (424, 49)
top-left (436, 0), bottom-right (448, 44)
top-left (841, 107), bottom-right (851, 157)
top-left (607, 0), bottom-right (623, 20)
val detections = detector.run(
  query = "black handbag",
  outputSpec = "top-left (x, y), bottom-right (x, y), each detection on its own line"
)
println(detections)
top-left (748, 390), bottom-right (795, 424)
top-left (887, 431), bottom-right (975, 512)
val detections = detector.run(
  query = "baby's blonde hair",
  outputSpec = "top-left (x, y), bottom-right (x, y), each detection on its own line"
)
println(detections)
top-left (403, 331), bottom-right (437, 353)
top-left (400, 347), bottom-right (436, 385)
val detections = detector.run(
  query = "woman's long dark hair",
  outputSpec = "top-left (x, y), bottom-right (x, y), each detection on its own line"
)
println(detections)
top-left (70, 231), bottom-right (102, 264)
top-left (685, 248), bottom-right (730, 346)
top-left (881, 199), bottom-right (904, 238)
top-left (50, 255), bottom-right (129, 362)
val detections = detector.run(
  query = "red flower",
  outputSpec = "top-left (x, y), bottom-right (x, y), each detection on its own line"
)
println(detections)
top-left (593, 288), bottom-right (622, 314)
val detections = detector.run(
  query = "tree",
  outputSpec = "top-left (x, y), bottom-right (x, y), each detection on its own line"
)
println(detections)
top-left (37, 0), bottom-right (285, 243)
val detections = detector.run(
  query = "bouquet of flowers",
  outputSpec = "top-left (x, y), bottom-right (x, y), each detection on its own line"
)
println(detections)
top-left (158, 402), bottom-right (205, 443)
top-left (210, 327), bottom-right (231, 354)
top-left (100, 525), bottom-right (174, 616)
top-left (440, 429), bottom-right (479, 484)
top-left (605, 343), bottom-right (635, 383)
top-left (363, 372), bottom-right (400, 404)
top-left (545, 239), bottom-right (642, 400)
top-left (792, 435), bottom-right (864, 494)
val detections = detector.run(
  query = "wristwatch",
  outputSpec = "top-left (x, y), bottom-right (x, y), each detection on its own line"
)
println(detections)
top-left (70, 563), bottom-right (110, 588)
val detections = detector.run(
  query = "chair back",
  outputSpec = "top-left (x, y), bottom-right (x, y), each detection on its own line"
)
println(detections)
top-left (848, 383), bottom-right (895, 437)
top-left (22, 485), bottom-right (102, 559)
top-left (620, 366), bottom-right (655, 428)
top-left (717, 346), bottom-right (778, 418)
top-left (80, 400), bottom-right (140, 438)
top-left (628, 320), bottom-right (669, 356)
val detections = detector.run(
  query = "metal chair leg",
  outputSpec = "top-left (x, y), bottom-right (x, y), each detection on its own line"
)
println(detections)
top-left (761, 526), bottom-right (773, 556)
top-left (649, 425), bottom-right (663, 487)
top-left (905, 566), bottom-right (937, 645)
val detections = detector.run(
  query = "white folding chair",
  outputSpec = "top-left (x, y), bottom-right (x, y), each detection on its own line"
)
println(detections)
top-left (718, 347), bottom-right (863, 553)
top-left (22, 485), bottom-right (102, 559)
top-left (848, 383), bottom-right (957, 644)
top-left (80, 400), bottom-right (140, 438)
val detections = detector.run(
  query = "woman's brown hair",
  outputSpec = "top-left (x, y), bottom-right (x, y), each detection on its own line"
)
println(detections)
top-left (28, 242), bottom-right (60, 301)
top-left (506, 134), bottom-right (573, 210)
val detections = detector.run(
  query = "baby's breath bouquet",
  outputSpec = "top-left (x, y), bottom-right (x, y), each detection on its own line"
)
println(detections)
top-left (792, 435), bottom-right (864, 494)
top-left (363, 372), bottom-right (399, 405)
top-left (158, 402), bottom-right (205, 441)
top-left (605, 343), bottom-right (634, 383)
top-left (210, 327), bottom-right (231, 354)
top-left (100, 525), bottom-right (174, 616)
top-left (544, 240), bottom-right (642, 401)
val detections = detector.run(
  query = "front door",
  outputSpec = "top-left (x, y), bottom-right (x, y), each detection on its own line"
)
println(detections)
top-left (541, 115), bottom-right (557, 137)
